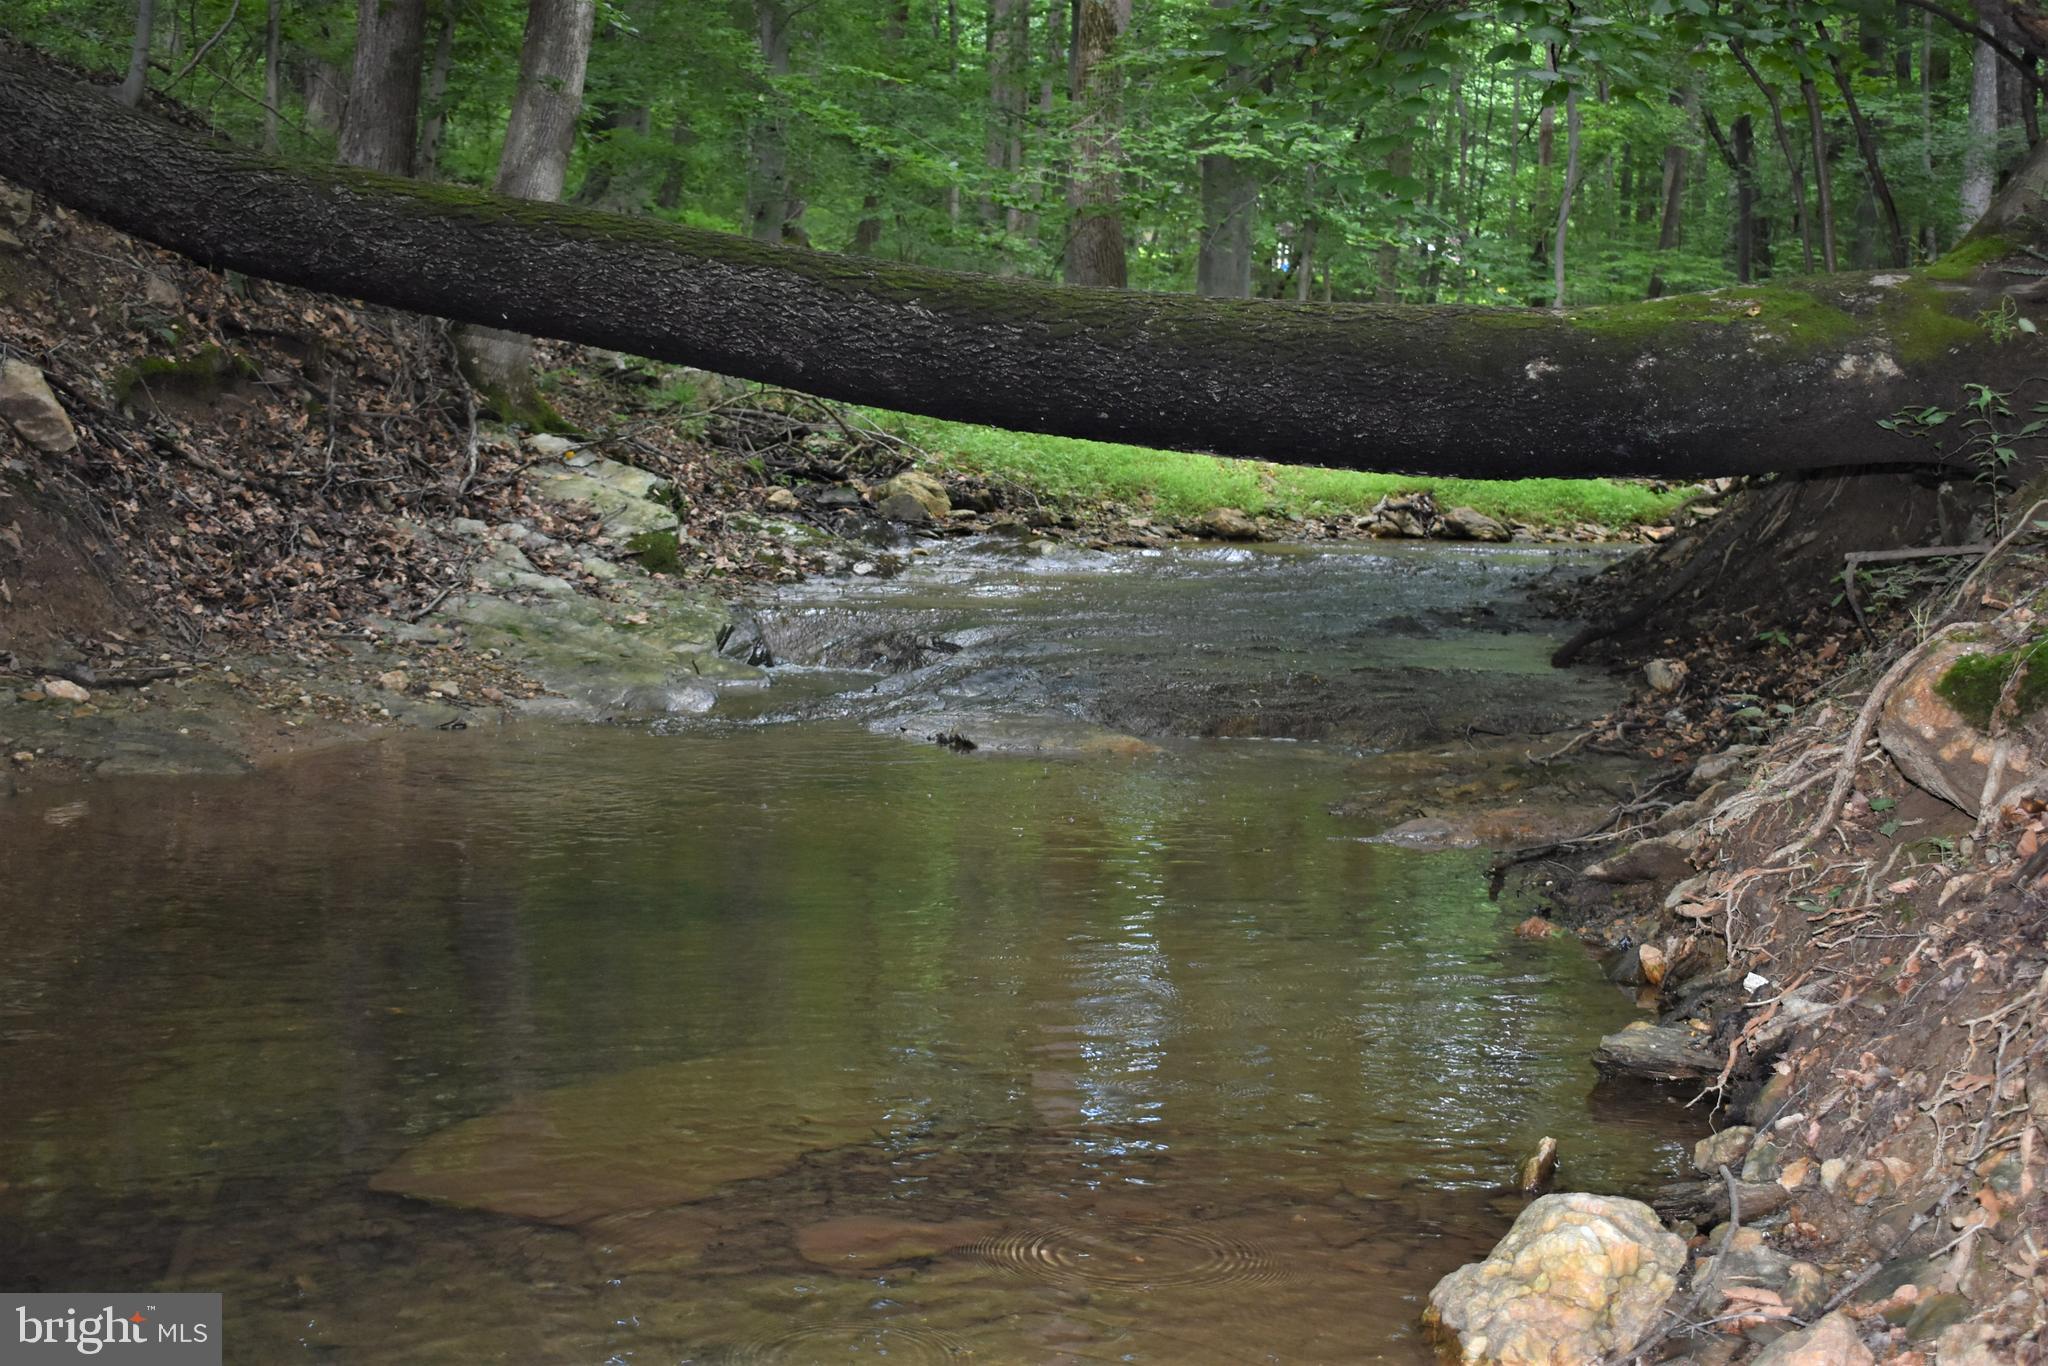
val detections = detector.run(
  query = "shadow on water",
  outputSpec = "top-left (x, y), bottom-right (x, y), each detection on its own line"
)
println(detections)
top-left (0, 541), bottom-right (1700, 1362)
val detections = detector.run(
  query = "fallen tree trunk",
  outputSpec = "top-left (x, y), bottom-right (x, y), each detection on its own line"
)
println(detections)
top-left (4, 50), bottom-right (2048, 479)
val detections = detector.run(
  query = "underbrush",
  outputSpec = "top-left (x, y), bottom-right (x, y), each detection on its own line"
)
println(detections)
top-left (868, 409), bottom-right (1697, 529)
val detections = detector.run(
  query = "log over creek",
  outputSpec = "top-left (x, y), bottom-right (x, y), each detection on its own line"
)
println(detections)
top-left (8, 48), bottom-right (2048, 480)
top-left (0, 537), bottom-right (1710, 1361)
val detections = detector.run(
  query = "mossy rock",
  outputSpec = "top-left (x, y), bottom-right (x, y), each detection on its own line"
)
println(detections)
top-left (114, 345), bottom-right (259, 408)
top-left (1935, 636), bottom-right (2048, 731)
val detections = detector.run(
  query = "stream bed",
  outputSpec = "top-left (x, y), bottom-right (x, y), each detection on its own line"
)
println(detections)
top-left (0, 539), bottom-right (1700, 1362)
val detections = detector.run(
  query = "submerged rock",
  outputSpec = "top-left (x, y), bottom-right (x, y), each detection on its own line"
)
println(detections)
top-left (1424, 1192), bottom-right (1683, 1365)
top-left (370, 1048), bottom-right (891, 1226)
top-left (793, 1216), bottom-right (996, 1271)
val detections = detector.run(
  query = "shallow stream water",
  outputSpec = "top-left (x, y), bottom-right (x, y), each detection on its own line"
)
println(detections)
top-left (0, 540), bottom-right (1698, 1363)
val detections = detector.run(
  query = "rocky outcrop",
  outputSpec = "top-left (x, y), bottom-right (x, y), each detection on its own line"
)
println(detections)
top-left (1592, 1021), bottom-right (1721, 1082)
top-left (1877, 639), bottom-right (2036, 815)
top-left (1424, 1193), bottom-right (1683, 1365)
top-left (0, 358), bottom-right (77, 452)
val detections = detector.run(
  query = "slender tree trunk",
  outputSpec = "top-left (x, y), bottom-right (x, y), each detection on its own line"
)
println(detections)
top-left (456, 0), bottom-right (596, 413)
top-left (338, 0), bottom-right (428, 175)
top-left (119, 0), bottom-right (156, 107)
top-left (654, 118), bottom-right (690, 212)
top-left (1375, 128), bottom-right (1412, 302)
top-left (1822, 28), bottom-right (1910, 267)
top-left (1799, 67), bottom-right (1838, 272)
top-left (1294, 161), bottom-right (1317, 303)
top-left (1062, 0), bottom-right (1130, 287)
top-left (1551, 84), bottom-right (1581, 307)
top-left (263, 0), bottom-right (283, 152)
top-left (302, 56), bottom-right (345, 135)
top-left (1962, 32), bottom-right (2000, 230)
top-left (1731, 40), bottom-right (1814, 273)
top-left (1733, 113), bottom-right (1757, 282)
top-left (1923, 12), bottom-right (1938, 256)
top-left (982, 0), bottom-right (1018, 227)
top-left (414, 1), bottom-right (458, 180)
top-left (745, 0), bottom-right (792, 244)
top-left (1196, 152), bottom-right (1257, 297)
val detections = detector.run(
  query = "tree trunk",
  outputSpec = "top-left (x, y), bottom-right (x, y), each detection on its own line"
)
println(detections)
top-left (1062, 0), bottom-right (1129, 287)
top-left (1799, 67), bottom-right (1839, 272)
top-left (1964, 31), bottom-right (2001, 231)
top-left (1196, 153), bottom-right (1257, 298)
top-left (1823, 29), bottom-right (1911, 267)
top-left (1552, 84), bottom-right (1582, 308)
top-left (8, 52), bottom-right (2048, 482)
top-left (338, 0), bottom-right (428, 175)
top-left (456, 0), bottom-right (596, 414)
top-left (1733, 113), bottom-right (1757, 283)
top-left (414, 1), bottom-right (459, 180)
top-left (263, 0), bottom-right (283, 152)
top-left (119, 0), bottom-right (156, 108)
top-left (1731, 40), bottom-right (1814, 273)
top-left (981, 0), bottom-right (1019, 228)
top-left (302, 56), bottom-right (345, 136)
top-left (654, 118), bottom-right (690, 212)
top-left (745, 0), bottom-right (793, 244)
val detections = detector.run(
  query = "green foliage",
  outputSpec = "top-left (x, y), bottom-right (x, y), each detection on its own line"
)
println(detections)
top-left (6, 0), bottom-right (2016, 308)
top-left (1934, 637), bottom-right (2048, 731)
top-left (875, 411), bottom-right (1693, 528)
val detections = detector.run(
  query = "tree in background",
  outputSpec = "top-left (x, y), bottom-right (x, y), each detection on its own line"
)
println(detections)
top-left (337, 0), bottom-right (427, 173)
top-left (456, 0), bottom-right (595, 414)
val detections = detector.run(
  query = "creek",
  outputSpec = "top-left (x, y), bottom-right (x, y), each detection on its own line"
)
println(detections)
top-left (0, 538), bottom-right (1700, 1362)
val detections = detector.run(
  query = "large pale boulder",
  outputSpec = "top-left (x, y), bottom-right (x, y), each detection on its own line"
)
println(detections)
top-left (1878, 639), bottom-right (2036, 814)
top-left (1442, 505), bottom-right (1511, 542)
top-left (877, 470), bottom-right (951, 519)
top-left (0, 359), bottom-right (78, 452)
top-left (1424, 1192), bottom-right (1684, 1365)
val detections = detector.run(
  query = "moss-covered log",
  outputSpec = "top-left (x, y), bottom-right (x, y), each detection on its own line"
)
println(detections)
top-left (5, 51), bottom-right (2048, 478)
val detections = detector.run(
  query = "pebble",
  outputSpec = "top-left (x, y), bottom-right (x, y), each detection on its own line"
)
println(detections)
top-left (375, 670), bottom-right (410, 693)
top-left (41, 678), bottom-right (89, 703)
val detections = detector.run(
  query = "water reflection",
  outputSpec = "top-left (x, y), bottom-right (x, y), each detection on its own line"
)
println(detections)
top-left (0, 719), bottom-right (1695, 1362)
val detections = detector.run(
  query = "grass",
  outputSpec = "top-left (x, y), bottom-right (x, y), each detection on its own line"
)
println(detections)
top-left (869, 410), bottom-right (1696, 529)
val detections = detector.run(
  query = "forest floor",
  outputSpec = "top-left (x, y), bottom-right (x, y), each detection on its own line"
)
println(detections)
top-left (5, 178), bottom-right (2048, 1362)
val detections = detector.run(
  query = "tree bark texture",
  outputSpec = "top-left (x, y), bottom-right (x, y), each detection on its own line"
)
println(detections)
top-left (337, 0), bottom-right (428, 175)
top-left (7, 53), bottom-right (2048, 482)
top-left (1196, 152), bottom-right (1257, 298)
top-left (1964, 31), bottom-right (2001, 230)
top-left (414, 1), bottom-right (458, 180)
top-left (1062, 0), bottom-right (1128, 287)
top-left (119, 0), bottom-right (156, 107)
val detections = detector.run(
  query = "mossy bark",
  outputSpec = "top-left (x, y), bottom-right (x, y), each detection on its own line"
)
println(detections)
top-left (8, 52), bottom-right (2048, 478)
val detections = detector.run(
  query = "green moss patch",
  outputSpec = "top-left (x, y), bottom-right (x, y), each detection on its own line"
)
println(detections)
top-left (114, 345), bottom-right (258, 406)
top-left (1935, 637), bottom-right (2048, 730)
top-left (625, 529), bottom-right (682, 573)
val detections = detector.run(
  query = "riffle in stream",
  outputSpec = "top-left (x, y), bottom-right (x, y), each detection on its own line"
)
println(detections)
top-left (0, 538), bottom-right (1700, 1362)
